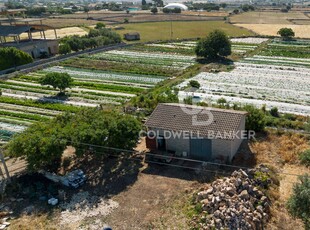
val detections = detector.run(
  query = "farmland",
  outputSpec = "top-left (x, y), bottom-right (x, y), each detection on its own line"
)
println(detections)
top-left (0, 44), bottom-right (198, 140)
top-left (178, 38), bottom-right (310, 116)
top-left (116, 21), bottom-right (254, 42)
top-left (235, 24), bottom-right (310, 39)
top-left (230, 11), bottom-right (309, 24)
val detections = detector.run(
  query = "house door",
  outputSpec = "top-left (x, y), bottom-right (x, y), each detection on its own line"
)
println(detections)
top-left (157, 136), bottom-right (166, 151)
top-left (190, 139), bottom-right (212, 161)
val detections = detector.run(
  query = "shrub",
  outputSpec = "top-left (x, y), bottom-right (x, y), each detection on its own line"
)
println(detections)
top-left (300, 149), bottom-right (310, 167)
top-left (287, 174), bottom-right (310, 229)
top-left (0, 47), bottom-right (33, 70)
top-left (270, 107), bottom-right (279, 117)
top-left (189, 80), bottom-right (200, 88)
top-left (243, 105), bottom-right (266, 132)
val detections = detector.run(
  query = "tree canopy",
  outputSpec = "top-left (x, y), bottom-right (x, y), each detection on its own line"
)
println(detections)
top-left (195, 30), bottom-right (231, 60)
top-left (6, 109), bottom-right (142, 171)
top-left (0, 47), bottom-right (33, 71)
top-left (287, 174), bottom-right (310, 229)
top-left (277, 28), bottom-right (295, 40)
top-left (243, 105), bottom-right (266, 132)
top-left (40, 72), bottom-right (73, 93)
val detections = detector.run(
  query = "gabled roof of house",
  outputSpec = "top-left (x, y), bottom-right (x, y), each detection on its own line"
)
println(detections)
top-left (145, 103), bottom-right (247, 140)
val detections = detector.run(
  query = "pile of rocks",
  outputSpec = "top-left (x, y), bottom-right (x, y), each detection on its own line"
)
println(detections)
top-left (192, 166), bottom-right (272, 229)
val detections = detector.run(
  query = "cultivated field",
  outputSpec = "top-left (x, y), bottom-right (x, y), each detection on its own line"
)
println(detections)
top-left (0, 44), bottom-right (196, 140)
top-left (235, 24), bottom-right (310, 38)
top-left (116, 21), bottom-right (254, 42)
top-left (230, 11), bottom-right (309, 24)
top-left (178, 38), bottom-right (310, 116)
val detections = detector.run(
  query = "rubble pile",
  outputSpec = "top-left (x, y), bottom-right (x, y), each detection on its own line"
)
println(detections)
top-left (192, 166), bottom-right (272, 229)
top-left (60, 191), bottom-right (119, 226)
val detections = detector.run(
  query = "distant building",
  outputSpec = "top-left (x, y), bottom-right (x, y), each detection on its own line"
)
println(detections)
top-left (145, 103), bottom-right (247, 162)
top-left (124, 32), bottom-right (140, 41)
top-left (163, 3), bottom-right (188, 11)
top-left (0, 10), bottom-right (59, 59)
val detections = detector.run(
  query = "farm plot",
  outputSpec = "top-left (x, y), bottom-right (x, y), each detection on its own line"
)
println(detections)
top-left (178, 63), bottom-right (310, 115)
top-left (0, 46), bottom-right (178, 138)
top-left (133, 39), bottom-right (263, 55)
top-left (87, 50), bottom-right (196, 69)
top-left (243, 39), bottom-right (310, 67)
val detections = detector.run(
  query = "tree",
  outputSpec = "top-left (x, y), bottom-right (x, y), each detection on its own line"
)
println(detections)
top-left (151, 7), bottom-right (158, 14)
top-left (84, 6), bottom-right (90, 18)
top-left (40, 72), bottom-right (73, 94)
top-left (277, 28), bottom-right (295, 40)
top-left (59, 43), bottom-right (71, 55)
top-left (124, 18), bottom-right (129, 23)
top-left (142, 0), bottom-right (147, 5)
top-left (6, 109), bottom-right (142, 171)
top-left (153, 0), bottom-right (163, 7)
top-left (195, 30), bottom-right (231, 60)
top-left (95, 22), bottom-right (106, 29)
top-left (233, 9), bottom-right (239, 14)
top-left (287, 174), bottom-right (310, 229)
top-left (243, 105), bottom-right (266, 132)
top-left (0, 47), bottom-right (33, 70)
top-left (189, 80), bottom-right (200, 88)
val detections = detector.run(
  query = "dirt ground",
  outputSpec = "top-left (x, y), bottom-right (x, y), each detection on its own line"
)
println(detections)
top-left (20, 27), bottom-right (88, 40)
top-left (230, 11), bottom-right (309, 24)
top-left (235, 23), bottom-right (310, 38)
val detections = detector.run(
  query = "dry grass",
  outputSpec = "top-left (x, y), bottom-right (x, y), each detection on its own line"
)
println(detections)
top-left (235, 23), bottom-right (310, 38)
top-left (230, 11), bottom-right (308, 24)
top-left (20, 27), bottom-right (88, 39)
top-left (116, 21), bottom-right (254, 42)
top-left (42, 18), bottom-right (100, 29)
top-left (249, 131), bottom-right (310, 230)
top-left (9, 214), bottom-right (59, 230)
top-left (251, 132), bottom-right (309, 165)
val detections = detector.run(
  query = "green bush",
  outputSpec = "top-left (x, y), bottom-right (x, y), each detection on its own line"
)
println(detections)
top-left (300, 149), bottom-right (310, 167)
top-left (0, 47), bottom-right (33, 70)
top-left (287, 174), bottom-right (310, 229)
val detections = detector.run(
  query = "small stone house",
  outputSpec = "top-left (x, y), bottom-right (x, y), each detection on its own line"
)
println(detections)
top-left (123, 32), bottom-right (140, 41)
top-left (145, 103), bottom-right (248, 162)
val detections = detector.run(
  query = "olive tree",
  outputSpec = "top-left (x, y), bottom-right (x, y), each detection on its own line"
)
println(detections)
top-left (40, 72), bottom-right (73, 94)
top-left (195, 30), bottom-right (231, 60)
top-left (287, 174), bottom-right (310, 229)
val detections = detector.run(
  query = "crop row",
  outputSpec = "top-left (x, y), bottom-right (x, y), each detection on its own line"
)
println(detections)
top-left (178, 62), bottom-right (310, 115)
top-left (43, 66), bottom-right (165, 85)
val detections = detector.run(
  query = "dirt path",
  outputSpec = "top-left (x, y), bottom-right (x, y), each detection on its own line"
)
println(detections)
top-left (279, 164), bottom-right (310, 201)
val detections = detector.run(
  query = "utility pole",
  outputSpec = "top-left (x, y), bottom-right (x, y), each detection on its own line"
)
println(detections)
top-left (170, 12), bottom-right (173, 40)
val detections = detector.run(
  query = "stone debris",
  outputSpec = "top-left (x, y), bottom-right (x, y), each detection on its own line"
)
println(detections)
top-left (192, 166), bottom-right (272, 230)
top-left (59, 191), bottom-right (118, 226)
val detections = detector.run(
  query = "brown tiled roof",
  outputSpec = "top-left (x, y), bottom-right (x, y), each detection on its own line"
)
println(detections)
top-left (145, 103), bottom-right (247, 140)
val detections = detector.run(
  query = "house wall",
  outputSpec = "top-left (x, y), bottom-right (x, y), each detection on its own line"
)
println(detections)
top-left (231, 116), bottom-right (246, 161)
top-left (6, 40), bottom-right (59, 58)
top-left (148, 127), bottom-right (190, 156)
top-left (211, 138), bottom-right (232, 162)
